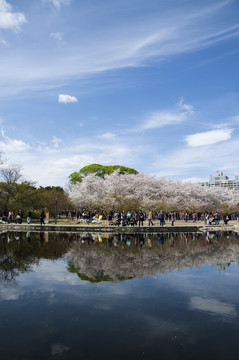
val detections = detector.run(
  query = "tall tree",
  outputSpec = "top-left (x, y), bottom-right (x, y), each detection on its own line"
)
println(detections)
top-left (0, 165), bottom-right (23, 211)
top-left (69, 164), bottom-right (138, 184)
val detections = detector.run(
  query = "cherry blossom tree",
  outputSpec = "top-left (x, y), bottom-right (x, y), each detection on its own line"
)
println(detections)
top-left (70, 171), bottom-right (239, 213)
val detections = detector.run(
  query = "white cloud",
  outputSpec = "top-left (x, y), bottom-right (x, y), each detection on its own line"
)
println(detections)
top-left (153, 135), bottom-right (239, 179)
top-left (0, 0), bottom-right (27, 31)
top-left (229, 114), bottom-right (239, 123)
top-left (185, 129), bottom-right (233, 147)
top-left (189, 297), bottom-right (237, 318)
top-left (50, 32), bottom-right (63, 41)
top-left (98, 132), bottom-right (116, 139)
top-left (177, 97), bottom-right (194, 113)
top-left (52, 136), bottom-right (62, 148)
top-left (142, 111), bottom-right (188, 130)
top-left (46, 0), bottom-right (71, 10)
top-left (0, 38), bottom-right (7, 45)
top-left (181, 176), bottom-right (208, 183)
top-left (58, 94), bottom-right (78, 104)
top-left (142, 99), bottom-right (194, 130)
top-left (0, 130), bottom-right (142, 186)
top-left (0, 128), bottom-right (30, 152)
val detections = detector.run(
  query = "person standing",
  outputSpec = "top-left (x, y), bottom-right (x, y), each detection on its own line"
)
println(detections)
top-left (8, 210), bottom-right (13, 223)
top-left (126, 211), bottom-right (132, 225)
top-left (158, 211), bottom-right (164, 226)
top-left (185, 212), bottom-right (189, 222)
top-left (40, 210), bottom-right (45, 225)
top-left (27, 210), bottom-right (32, 224)
top-left (138, 211), bottom-right (144, 226)
top-left (214, 212), bottom-right (219, 225)
top-left (135, 212), bottom-right (138, 225)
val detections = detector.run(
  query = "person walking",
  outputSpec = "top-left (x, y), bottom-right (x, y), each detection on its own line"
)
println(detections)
top-left (171, 212), bottom-right (175, 226)
top-left (147, 211), bottom-right (154, 226)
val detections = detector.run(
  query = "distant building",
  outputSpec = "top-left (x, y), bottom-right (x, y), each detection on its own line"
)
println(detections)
top-left (201, 171), bottom-right (239, 190)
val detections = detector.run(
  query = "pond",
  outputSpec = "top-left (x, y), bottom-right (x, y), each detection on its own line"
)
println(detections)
top-left (0, 231), bottom-right (239, 360)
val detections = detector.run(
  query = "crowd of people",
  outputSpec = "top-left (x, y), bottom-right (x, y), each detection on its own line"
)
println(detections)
top-left (1, 209), bottom-right (41, 224)
top-left (65, 209), bottom-right (238, 226)
top-left (1, 209), bottom-right (26, 224)
top-left (1, 208), bottom-right (238, 226)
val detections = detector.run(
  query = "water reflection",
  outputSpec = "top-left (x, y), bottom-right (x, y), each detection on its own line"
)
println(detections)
top-left (68, 231), bottom-right (239, 282)
top-left (1, 231), bottom-right (239, 359)
top-left (0, 231), bottom-right (74, 284)
top-left (0, 231), bottom-right (239, 284)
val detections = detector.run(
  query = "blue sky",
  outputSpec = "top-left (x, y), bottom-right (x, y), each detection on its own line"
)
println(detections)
top-left (0, 0), bottom-right (239, 187)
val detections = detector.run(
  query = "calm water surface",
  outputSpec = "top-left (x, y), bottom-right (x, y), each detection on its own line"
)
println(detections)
top-left (0, 231), bottom-right (239, 360)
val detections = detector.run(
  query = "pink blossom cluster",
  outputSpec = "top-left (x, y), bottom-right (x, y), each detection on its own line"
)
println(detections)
top-left (70, 171), bottom-right (239, 211)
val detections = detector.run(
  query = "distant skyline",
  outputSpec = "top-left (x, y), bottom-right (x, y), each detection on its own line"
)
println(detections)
top-left (0, 0), bottom-right (239, 187)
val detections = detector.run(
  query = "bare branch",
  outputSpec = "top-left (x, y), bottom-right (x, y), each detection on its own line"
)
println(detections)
top-left (0, 164), bottom-right (23, 184)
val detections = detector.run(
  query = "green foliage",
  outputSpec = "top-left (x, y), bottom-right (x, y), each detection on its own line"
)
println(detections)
top-left (0, 178), bottom-right (71, 217)
top-left (69, 163), bottom-right (138, 184)
top-left (68, 172), bottom-right (83, 185)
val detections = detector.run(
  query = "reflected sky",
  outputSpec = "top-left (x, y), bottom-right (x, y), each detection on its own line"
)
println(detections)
top-left (0, 231), bottom-right (239, 359)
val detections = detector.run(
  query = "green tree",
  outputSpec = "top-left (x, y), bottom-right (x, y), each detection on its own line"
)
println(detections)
top-left (69, 164), bottom-right (138, 184)
top-left (0, 164), bottom-right (23, 211)
top-left (36, 186), bottom-right (71, 217)
top-left (0, 163), bottom-right (71, 218)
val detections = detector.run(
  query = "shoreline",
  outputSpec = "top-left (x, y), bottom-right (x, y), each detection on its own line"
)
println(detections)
top-left (0, 221), bottom-right (238, 233)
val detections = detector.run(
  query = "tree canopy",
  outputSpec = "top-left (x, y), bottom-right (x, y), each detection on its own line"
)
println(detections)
top-left (69, 164), bottom-right (138, 184)
top-left (0, 164), bottom-right (71, 217)
top-left (70, 171), bottom-right (239, 213)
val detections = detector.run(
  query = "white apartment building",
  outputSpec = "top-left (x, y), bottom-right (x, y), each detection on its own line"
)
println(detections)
top-left (201, 171), bottom-right (239, 190)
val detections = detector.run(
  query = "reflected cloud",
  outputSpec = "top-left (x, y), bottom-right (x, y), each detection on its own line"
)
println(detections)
top-left (51, 343), bottom-right (70, 356)
top-left (0, 288), bottom-right (24, 301)
top-left (32, 260), bottom-right (87, 286)
top-left (189, 296), bottom-right (237, 318)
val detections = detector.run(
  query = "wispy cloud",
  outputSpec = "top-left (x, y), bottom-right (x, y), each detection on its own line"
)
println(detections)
top-left (185, 128), bottom-right (233, 147)
top-left (0, 38), bottom-right (8, 45)
top-left (0, 1), bottom-right (238, 98)
top-left (153, 135), bottom-right (239, 178)
top-left (98, 132), bottom-right (116, 140)
top-left (142, 98), bottom-right (194, 130)
top-left (0, 0), bottom-right (27, 31)
top-left (0, 288), bottom-right (25, 301)
top-left (58, 94), bottom-right (78, 104)
top-left (51, 343), bottom-right (70, 356)
top-left (50, 32), bottom-right (63, 41)
top-left (45, 0), bottom-right (71, 10)
top-left (189, 296), bottom-right (237, 318)
top-left (229, 114), bottom-right (239, 123)
top-left (177, 97), bottom-right (194, 112)
top-left (52, 136), bottom-right (62, 148)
